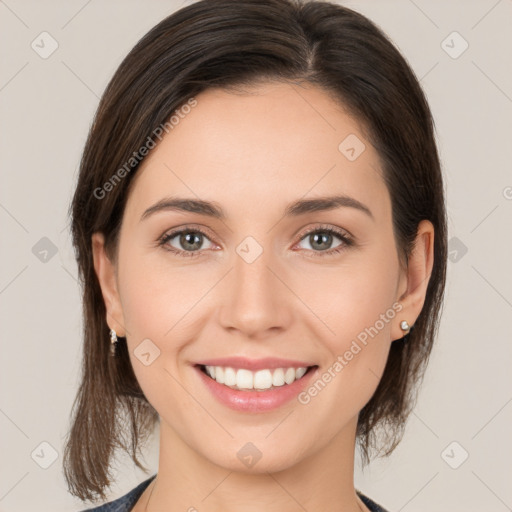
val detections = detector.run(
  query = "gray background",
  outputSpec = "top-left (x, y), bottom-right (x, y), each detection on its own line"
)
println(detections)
top-left (1, 0), bottom-right (511, 511)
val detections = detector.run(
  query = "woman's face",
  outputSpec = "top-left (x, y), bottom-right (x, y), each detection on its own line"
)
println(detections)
top-left (95, 81), bottom-right (422, 472)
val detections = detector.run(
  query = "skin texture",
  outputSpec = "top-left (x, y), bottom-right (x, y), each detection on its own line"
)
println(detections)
top-left (92, 82), bottom-right (434, 512)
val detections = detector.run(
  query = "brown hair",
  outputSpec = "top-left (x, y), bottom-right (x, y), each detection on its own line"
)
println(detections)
top-left (64, 0), bottom-right (447, 502)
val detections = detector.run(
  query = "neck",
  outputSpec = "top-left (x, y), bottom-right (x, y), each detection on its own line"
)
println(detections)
top-left (140, 417), bottom-right (368, 512)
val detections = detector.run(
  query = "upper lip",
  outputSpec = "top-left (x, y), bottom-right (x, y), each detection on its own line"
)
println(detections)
top-left (194, 357), bottom-right (317, 371)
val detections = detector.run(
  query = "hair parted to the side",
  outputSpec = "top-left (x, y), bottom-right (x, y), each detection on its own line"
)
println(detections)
top-left (64, 0), bottom-right (447, 503)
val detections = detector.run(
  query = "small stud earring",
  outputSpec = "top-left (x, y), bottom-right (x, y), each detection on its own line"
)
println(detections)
top-left (400, 320), bottom-right (410, 332)
top-left (110, 329), bottom-right (118, 356)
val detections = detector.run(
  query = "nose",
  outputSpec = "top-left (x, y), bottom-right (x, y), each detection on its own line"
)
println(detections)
top-left (218, 243), bottom-right (293, 339)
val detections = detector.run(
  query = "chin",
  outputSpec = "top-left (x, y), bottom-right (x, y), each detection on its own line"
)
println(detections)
top-left (200, 439), bottom-right (310, 475)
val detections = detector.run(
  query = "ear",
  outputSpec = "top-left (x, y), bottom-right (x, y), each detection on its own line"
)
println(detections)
top-left (392, 220), bottom-right (435, 341)
top-left (91, 232), bottom-right (126, 337)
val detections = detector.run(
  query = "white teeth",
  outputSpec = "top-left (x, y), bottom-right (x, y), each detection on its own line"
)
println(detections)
top-left (203, 365), bottom-right (311, 391)
top-left (272, 368), bottom-right (285, 387)
top-left (295, 367), bottom-right (307, 379)
top-left (284, 368), bottom-right (296, 384)
top-left (254, 369), bottom-right (273, 389)
top-left (205, 366), bottom-right (217, 379)
top-left (236, 369), bottom-right (253, 389)
top-left (224, 367), bottom-right (237, 386)
top-left (214, 366), bottom-right (223, 383)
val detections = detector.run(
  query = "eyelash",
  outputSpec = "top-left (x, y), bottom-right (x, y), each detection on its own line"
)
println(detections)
top-left (157, 224), bottom-right (354, 259)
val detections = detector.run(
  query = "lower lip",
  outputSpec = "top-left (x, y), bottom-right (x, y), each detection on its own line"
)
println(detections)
top-left (194, 365), bottom-right (318, 413)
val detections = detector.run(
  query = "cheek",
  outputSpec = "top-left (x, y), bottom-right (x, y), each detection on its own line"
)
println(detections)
top-left (115, 251), bottom-right (175, 389)
top-left (297, 247), bottom-right (399, 405)
top-left (117, 255), bottom-right (194, 413)
top-left (116, 251), bottom-right (218, 389)
top-left (118, 247), bottom-right (209, 339)
top-left (299, 245), bottom-right (399, 348)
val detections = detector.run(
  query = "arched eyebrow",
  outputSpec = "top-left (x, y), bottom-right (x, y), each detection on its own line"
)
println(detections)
top-left (284, 195), bottom-right (373, 220)
top-left (140, 195), bottom-right (374, 222)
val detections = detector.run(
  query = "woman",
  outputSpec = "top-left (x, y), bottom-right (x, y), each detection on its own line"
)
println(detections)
top-left (63, 0), bottom-right (447, 511)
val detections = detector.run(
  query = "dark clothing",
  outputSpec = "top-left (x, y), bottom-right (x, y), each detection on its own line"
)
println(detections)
top-left (81, 474), bottom-right (390, 511)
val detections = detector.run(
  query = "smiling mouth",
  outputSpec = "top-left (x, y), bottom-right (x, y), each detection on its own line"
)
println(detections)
top-left (196, 364), bottom-right (318, 391)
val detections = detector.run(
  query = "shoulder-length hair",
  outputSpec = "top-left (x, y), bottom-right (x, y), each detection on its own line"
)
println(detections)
top-left (64, 0), bottom-right (447, 502)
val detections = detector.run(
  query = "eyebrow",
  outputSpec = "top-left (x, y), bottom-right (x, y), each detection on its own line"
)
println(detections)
top-left (140, 194), bottom-right (374, 222)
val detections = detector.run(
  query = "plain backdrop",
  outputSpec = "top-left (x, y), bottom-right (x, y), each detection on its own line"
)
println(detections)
top-left (0, 1), bottom-right (511, 511)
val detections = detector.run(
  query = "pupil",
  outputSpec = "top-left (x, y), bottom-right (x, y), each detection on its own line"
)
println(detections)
top-left (181, 232), bottom-right (202, 251)
top-left (311, 232), bottom-right (331, 250)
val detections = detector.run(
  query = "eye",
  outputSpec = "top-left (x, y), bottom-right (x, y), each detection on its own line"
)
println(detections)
top-left (158, 224), bottom-right (354, 259)
top-left (294, 225), bottom-right (354, 257)
top-left (158, 226), bottom-right (215, 258)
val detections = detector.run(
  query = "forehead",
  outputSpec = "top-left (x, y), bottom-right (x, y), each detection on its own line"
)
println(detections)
top-left (124, 81), bottom-right (390, 224)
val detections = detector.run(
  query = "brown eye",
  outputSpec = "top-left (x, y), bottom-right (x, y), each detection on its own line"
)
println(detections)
top-left (160, 228), bottom-right (215, 257)
top-left (295, 226), bottom-right (353, 257)
top-left (301, 231), bottom-right (341, 251)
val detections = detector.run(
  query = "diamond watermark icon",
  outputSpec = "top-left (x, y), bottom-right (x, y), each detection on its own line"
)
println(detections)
top-left (134, 338), bottom-right (161, 366)
top-left (237, 442), bottom-right (263, 468)
top-left (32, 237), bottom-right (58, 263)
top-left (236, 236), bottom-right (263, 264)
top-left (338, 134), bottom-right (366, 161)
top-left (441, 441), bottom-right (469, 469)
top-left (448, 236), bottom-right (468, 263)
top-left (441, 31), bottom-right (469, 59)
top-left (31, 441), bottom-right (59, 469)
top-left (31, 31), bottom-right (59, 59)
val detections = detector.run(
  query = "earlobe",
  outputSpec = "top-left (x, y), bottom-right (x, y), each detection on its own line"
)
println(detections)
top-left (393, 220), bottom-right (435, 341)
top-left (91, 232), bottom-right (126, 337)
